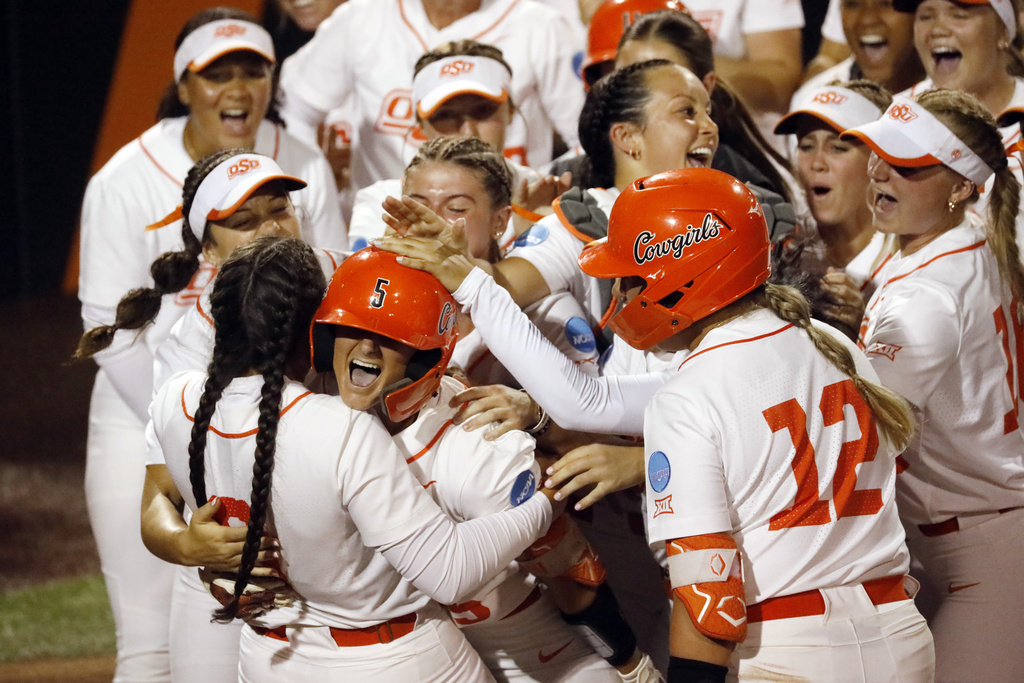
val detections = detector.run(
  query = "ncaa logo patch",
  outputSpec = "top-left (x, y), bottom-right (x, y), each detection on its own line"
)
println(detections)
top-left (648, 451), bottom-right (671, 493)
top-left (510, 470), bottom-right (537, 507)
top-left (565, 317), bottom-right (596, 354)
top-left (514, 224), bottom-right (548, 248)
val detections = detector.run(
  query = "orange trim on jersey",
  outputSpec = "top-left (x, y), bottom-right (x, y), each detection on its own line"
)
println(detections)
top-left (145, 205), bottom-right (184, 231)
top-left (552, 195), bottom-right (600, 245)
top-left (196, 295), bottom-right (213, 326)
top-left (423, 480), bottom-right (437, 489)
top-left (139, 134), bottom-right (184, 188)
top-left (407, 419), bottom-right (456, 466)
top-left (877, 240), bottom-right (986, 293)
top-left (678, 324), bottom-right (794, 370)
top-left (181, 383), bottom-right (313, 438)
top-left (398, 0), bottom-right (523, 52)
top-left (512, 204), bottom-right (545, 224)
top-left (321, 248), bottom-right (339, 272)
top-left (861, 252), bottom-right (893, 292)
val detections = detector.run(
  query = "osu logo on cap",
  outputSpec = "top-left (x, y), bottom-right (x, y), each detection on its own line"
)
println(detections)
top-left (888, 104), bottom-right (918, 123)
top-left (812, 91), bottom-right (847, 105)
top-left (440, 60), bottom-right (474, 77)
top-left (227, 158), bottom-right (260, 179)
top-left (215, 23), bottom-right (247, 38)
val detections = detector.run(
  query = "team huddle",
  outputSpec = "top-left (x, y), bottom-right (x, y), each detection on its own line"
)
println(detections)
top-left (76, 0), bottom-right (1024, 682)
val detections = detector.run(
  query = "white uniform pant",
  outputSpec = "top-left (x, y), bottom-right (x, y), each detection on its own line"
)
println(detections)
top-left (169, 565), bottom-right (242, 683)
top-left (462, 587), bottom-right (619, 682)
top-left (86, 371), bottom-right (176, 682)
top-left (731, 586), bottom-right (934, 682)
top-left (905, 507), bottom-right (1024, 683)
top-left (239, 603), bottom-right (495, 682)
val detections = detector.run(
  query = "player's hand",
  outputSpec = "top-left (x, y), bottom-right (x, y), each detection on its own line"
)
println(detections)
top-left (181, 498), bottom-right (281, 576)
top-left (450, 385), bottom-right (536, 439)
top-left (513, 172), bottom-right (572, 213)
top-left (318, 122), bottom-right (352, 192)
top-left (382, 195), bottom-right (471, 255)
top-left (819, 268), bottom-right (866, 332)
top-left (544, 444), bottom-right (645, 511)
top-left (373, 234), bottom-right (476, 293)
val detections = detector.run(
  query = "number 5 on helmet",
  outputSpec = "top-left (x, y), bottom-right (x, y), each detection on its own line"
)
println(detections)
top-left (667, 533), bottom-right (747, 643)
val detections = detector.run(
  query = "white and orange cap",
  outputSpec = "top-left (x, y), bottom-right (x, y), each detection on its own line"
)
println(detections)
top-left (412, 55), bottom-right (511, 119)
top-left (185, 154), bottom-right (305, 240)
top-left (173, 19), bottom-right (276, 82)
top-left (842, 95), bottom-right (994, 185)
top-left (775, 85), bottom-right (885, 136)
top-left (894, 0), bottom-right (1016, 40)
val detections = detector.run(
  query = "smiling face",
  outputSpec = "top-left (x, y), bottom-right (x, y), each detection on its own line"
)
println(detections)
top-left (626, 65), bottom-right (718, 178)
top-left (332, 328), bottom-right (417, 418)
top-left (403, 161), bottom-right (509, 261)
top-left (842, 0), bottom-right (918, 86)
top-left (419, 93), bottom-right (513, 151)
top-left (203, 183), bottom-right (301, 265)
top-left (178, 51), bottom-right (273, 160)
top-left (795, 123), bottom-right (874, 230)
top-left (913, 0), bottom-right (1010, 94)
top-left (866, 151), bottom-right (970, 252)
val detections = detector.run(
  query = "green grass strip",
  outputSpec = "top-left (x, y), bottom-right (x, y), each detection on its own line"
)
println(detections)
top-left (0, 574), bottom-right (115, 663)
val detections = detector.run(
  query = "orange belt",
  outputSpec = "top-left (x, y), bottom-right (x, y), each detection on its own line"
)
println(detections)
top-left (252, 612), bottom-right (417, 646)
top-left (746, 575), bottom-right (907, 624)
top-left (918, 506), bottom-right (1021, 537)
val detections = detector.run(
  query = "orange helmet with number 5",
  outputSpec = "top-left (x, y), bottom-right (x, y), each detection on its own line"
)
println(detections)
top-left (310, 248), bottom-right (458, 422)
top-left (578, 168), bottom-right (771, 349)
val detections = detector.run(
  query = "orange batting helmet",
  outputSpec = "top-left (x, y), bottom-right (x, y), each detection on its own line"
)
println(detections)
top-left (583, 0), bottom-right (690, 85)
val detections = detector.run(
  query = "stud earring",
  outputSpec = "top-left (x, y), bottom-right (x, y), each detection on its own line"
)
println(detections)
top-left (948, 199), bottom-right (957, 213)
top-left (630, 149), bottom-right (641, 160)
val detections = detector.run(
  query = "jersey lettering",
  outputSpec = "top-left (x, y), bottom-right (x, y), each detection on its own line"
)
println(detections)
top-left (448, 599), bottom-right (491, 626)
top-left (210, 496), bottom-right (251, 527)
top-left (764, 379), bottom-right (882, 530)
top-left (993, 301), bottom-right (1023, 434)
top-left (374, 89), bottom-right (414, 136)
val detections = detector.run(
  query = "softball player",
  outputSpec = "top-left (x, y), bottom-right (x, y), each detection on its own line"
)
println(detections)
top-left (78, 13), bottom-right (343, 678)
top-left (773, 80), bottom-right (895, 338)
top-left (149, 235), bottom-right (557, 683)
top-left (309, 248), bottom-right (657, 682)
top-left (278, 0), bottom-right (585, 194)
top-left (791, 0), bottom-right (923, 110)
top-left (845, 89), bottom-right (1024, 682)
top-left (574, 166), bottom-right (933, 682)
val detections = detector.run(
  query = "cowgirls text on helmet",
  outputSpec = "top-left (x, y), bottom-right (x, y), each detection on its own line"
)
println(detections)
top-left (578, 168), bottom-right (771, 349)
top-left (309, 248), bottom-right (458, 422)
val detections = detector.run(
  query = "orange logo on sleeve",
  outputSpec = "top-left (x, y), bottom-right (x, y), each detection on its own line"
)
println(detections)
top-left (653, 495), bottom-right (674, 518)
top-left (215, 24), bottom-right (247, 38)
top-left (812, 91), bottom-right (847, 105)
top-left (888, 104), bottom-right (918, 123)
top-left (227, 158), bottom-right (260, 179)
top-left (440, 60), bottom-right (474, 77)
top-left (865, 342), bottom-right (902, 361)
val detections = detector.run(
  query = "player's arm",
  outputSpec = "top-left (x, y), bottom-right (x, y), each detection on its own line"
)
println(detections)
top-left (665, 534), bottom-right (744, 683)
top-left (714, 28), bottom-right (804, 114)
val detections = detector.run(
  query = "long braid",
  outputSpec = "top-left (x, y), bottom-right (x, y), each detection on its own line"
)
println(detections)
top-left (758, 284), bottom-right (915, 450)
top-left (916, 89), bottom-right (1024, 323)
top-left (578, 60), bottom-right (665, 189)
top-left (203, 236), bottom-right (326, 622)
top-left (75, 148), bottom-right (245, 359)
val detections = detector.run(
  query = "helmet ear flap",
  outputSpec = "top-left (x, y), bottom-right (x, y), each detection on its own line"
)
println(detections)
top-left (310, 323), bottom-right (335, 373)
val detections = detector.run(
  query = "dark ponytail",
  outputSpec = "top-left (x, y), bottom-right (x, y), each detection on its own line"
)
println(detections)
top-left (185, 235), bottom-right (326, 622)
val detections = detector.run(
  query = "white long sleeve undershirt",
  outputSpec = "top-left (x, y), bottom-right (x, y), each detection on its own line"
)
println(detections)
top-left (452, 268), bottom-right (668, 436)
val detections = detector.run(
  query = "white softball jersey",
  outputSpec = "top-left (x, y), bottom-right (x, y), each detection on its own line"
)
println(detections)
top-left (858, 218), bottom-right (1024, 526)
top-left (504, 186), bottom-right (619, 325)
top-left (149, 372), bottom-right (551, 630)
top-left (682, 0), bottom-right (805, 61)
top-left (392, 376), bottom-right (618, 681)
top-left (645, 309), bottom-right (910, 605)
top-left (279, 0), bottom-right (586, 194)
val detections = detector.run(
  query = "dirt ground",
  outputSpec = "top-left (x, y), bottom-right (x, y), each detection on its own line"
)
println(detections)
top-left (0, 295), bottom-right (112, 680)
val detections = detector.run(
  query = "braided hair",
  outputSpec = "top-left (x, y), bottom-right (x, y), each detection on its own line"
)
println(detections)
top-left (754, 284), bottom-right (915, 450)
top-left (187, 235), bottom-right (326, 622)
top-left (74, 149), bottom-right (245, 360)
top-left (578, 60), bottom-right (669, 189)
